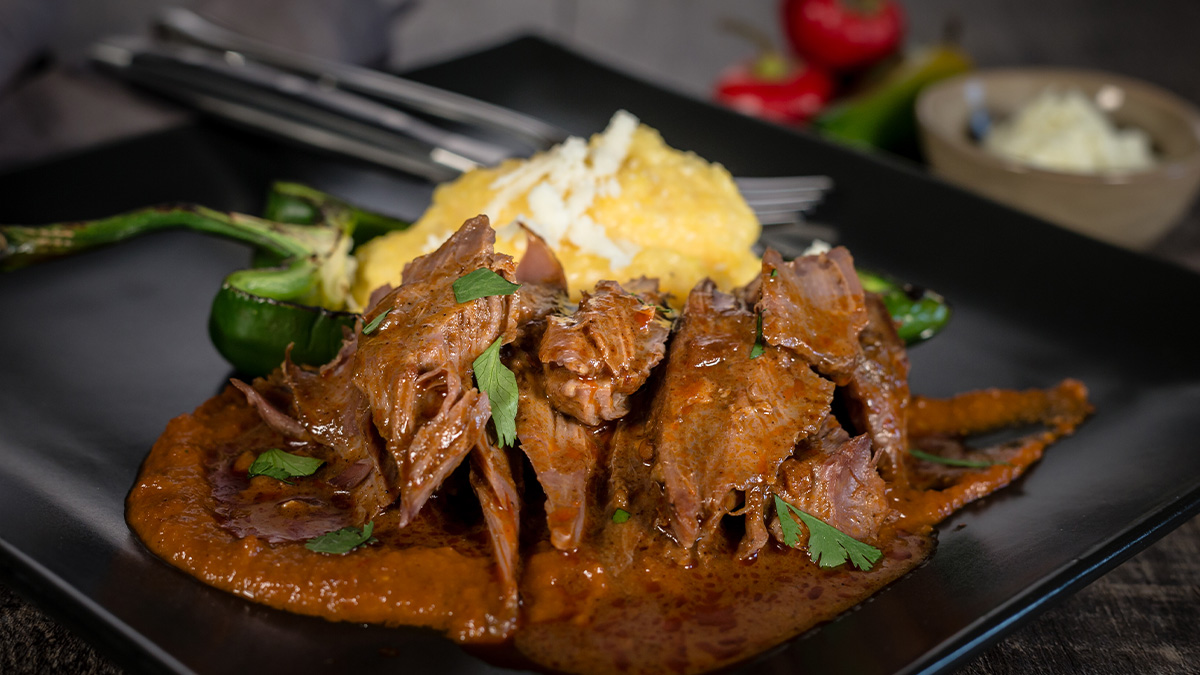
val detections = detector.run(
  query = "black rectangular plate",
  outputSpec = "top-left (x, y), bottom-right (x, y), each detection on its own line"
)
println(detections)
top-left (1, 36), bottom-right (1198, 675)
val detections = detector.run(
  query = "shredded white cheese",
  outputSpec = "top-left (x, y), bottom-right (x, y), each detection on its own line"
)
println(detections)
top-left (983, 89), bottom-right (1156, 174)
top-left (486, 110), bottom-right (642, 269)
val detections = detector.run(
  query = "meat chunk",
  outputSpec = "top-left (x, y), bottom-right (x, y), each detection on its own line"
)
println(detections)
top-left (539, 280), bottom-right (671, 425)
top-left (282, 336), bottom-right (395, 522)
top-left (468, 437), bottom-right (522, 639)
top-left (844, 292), bottom-right (911, 482)
top-left (513, 353), bottom-right (602, 551)
top-left (646, 280), bottom-right (833, 553)
top-left (351, 216), bottom-right (519, 525)
top-left (773, 416), bottom-right (888, 544)
top-left (760, 247), bottom-right (867, 384)
top-left (513, 229), bottom-right (569, 345)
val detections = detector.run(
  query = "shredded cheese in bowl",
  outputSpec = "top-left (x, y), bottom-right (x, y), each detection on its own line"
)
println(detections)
top-left (983, 88), bottom-right (1157, 174)
top-left (351, 111), bottom-right (761, 308)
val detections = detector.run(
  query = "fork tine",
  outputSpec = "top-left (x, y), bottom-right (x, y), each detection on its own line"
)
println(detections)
top-left (733, 175), bottom-right (834, 194)
top-left (743, 194), bottom-right (825, 209)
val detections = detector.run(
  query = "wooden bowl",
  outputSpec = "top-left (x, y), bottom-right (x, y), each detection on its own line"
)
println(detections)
top-left (917, 68), bottom-right (1200, 250)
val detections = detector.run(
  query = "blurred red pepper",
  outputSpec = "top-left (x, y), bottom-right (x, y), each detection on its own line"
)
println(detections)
top-left (713, 18), bottom-right (835, 125)
top-left (782, 0), bottom-right (905, 72)
top-left (714, 52), bottom-right (834, 125)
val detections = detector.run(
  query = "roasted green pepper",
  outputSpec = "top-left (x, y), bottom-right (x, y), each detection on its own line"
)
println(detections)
top-left (2, 183), bottom-right (946, 376)
top-left (857, 269), bottom-right (951, 344)
top-left (210, 183), bottom-right (410, 374)
top-left (0, 182), bottom-right (410, 375)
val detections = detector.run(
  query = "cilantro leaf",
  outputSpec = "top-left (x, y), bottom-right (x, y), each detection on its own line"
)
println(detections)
top-left (305, 521), bottom-right (376, 554)
top-left (773, 495), bottom-right (882, 571)
top-left (362, 308), bottom-right (391, 335)
top-left (612, 508), bottom-right (631, 524)
top-left (749, 311), bottom-right (765, 359)
top-left (472, 337), bottom-right (518, 447)
top-left (453, 268), bottom-right (521, 303)
top-left (909, 448), bottom-right (1009, 469)
top-left (247, 449), bottom-right (324, 483)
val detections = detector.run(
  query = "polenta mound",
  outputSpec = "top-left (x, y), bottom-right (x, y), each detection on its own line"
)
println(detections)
top-left (352, 112), bottom-right (761, 308)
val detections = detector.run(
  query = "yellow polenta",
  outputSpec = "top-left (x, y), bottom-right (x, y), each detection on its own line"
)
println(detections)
top-left (351, 112), bottom-right (761, 309)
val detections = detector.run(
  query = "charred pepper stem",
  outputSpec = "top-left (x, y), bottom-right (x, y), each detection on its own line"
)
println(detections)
top-left (0, 204), bottom-right (332, 273)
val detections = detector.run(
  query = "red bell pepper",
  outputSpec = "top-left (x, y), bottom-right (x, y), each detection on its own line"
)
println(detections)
top-left (782, 0), bottom-right (905, 72)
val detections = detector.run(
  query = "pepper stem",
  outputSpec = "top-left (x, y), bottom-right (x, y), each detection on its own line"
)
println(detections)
top-left (0, 205), bottom-right (337, 272)
top-left (719, 17), bottom-right (794, 81)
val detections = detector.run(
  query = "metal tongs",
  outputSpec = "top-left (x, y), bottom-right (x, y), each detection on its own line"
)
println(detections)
top-left (91, 8), bottom-right (832, 223)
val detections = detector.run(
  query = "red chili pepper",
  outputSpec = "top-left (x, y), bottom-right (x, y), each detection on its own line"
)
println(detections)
top-left (714, 52), bottom-right (834, 125)
top-left (782, 0), bottom-right (905, 73)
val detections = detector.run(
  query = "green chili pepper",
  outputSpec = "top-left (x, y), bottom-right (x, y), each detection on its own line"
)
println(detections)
top-left (0, 182), bottom-right (411, 375)
top-left (857, 269), bottom-right (951, 344)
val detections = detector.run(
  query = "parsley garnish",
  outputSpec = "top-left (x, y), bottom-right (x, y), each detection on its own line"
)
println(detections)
top-left (770, 268), bottom-right (778, 278)
top-left (472, 337), bottom-right (518, 447)
top-left (774, 495), bottom-right (882, 571)
top-left (453, 268), bottom-right (521, 303)
top-left (247, 449), bottom-right (324, 484)
top-left (612, 508), bottom-right (631, 524)
top-left (749, 311), bottom-right (765, 359)
top-left (909, 448), bottom-right (1009, 469)
top-left (362, 308), bottom-right (391, 335)
top-left (305, 521), bottom-right (376, 554)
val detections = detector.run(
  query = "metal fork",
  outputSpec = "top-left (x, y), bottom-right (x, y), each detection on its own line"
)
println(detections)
top-left (97, 10), bottom-right (832, 222)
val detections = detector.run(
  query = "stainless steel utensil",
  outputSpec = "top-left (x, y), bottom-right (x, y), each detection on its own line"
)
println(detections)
top-left (94, 14), bottom-right (833, 223)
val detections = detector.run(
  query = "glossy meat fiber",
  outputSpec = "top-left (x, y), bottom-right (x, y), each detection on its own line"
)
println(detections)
top-left (645, 279), bottom-right (834, 556)
top-left (540, 280), bottom-right (671, 426)
top-left (352, 216), bottom-right (519, 525)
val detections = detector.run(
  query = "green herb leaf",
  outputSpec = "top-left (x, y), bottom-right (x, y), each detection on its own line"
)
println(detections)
top-left (909, 448), bottom-right (1009, 469)
top-left (247, 448), bottom-right (324, 483)
top-left (472, 337), bottom-right (518, 447)
top-left (770, 268), bottom-right (778, 278)
top-left (773, 495), bottom-right (882, 571)
top-left (749, 311), bottom-right (765, 359)
top-left (362, 308), bottom-right (391, 335)
top-left (453, 268), bottom-right (521, 303)
top-left (305, 521), bottom-right (376, 554)
top-left (612, 508), bottom-right (631, 524)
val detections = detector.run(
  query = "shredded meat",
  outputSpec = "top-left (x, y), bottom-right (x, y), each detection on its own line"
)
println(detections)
top-left (206, 216), bottom-right (1093, 650)
top-left (540, 280), bottom-right (671, 425)
top-left (845, 292), bottom-right (912, 482)
top-left (645, 279), bottom-right (833, 554)
top-left (513, 359), bottom-right (603, 552)
top-left (351, 216), bottom-right (518, 525)
top-left (773, 416), bottom-right (888, 544)
top-left (760, 247), bottom-right (868, 385)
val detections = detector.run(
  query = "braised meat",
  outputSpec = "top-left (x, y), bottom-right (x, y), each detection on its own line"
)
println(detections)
top-left (540, 280), bottom-right (671, 425)
top-left (281, 336), bottom-right (395, 522)
top-left (169, 217), bottom-right (1093, 669)
top-left (845, 292), bottom-right (912, 482)
top-left (513, 352), bottom-right (603, 551)
top-left (513, 229), bottom-right (569, 342)
top-left (644, 279), bottom-right (833, 554)
top-left (351, 216), bottom-right (518, 525)
top-left (759, 248), bottom-right (867, 385)
top-left (773, 415), bottom-right (888, 544)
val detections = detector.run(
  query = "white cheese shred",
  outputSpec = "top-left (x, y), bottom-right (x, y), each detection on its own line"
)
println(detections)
top-left (487, 110), bottom-right (643, 269)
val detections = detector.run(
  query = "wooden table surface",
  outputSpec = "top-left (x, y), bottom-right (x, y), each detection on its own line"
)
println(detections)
top-left (1, 1), bottom-right (1197, 673)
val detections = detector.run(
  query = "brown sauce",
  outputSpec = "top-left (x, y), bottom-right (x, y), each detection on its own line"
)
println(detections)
top-left (128, 378), bottom-right (1091, 673)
